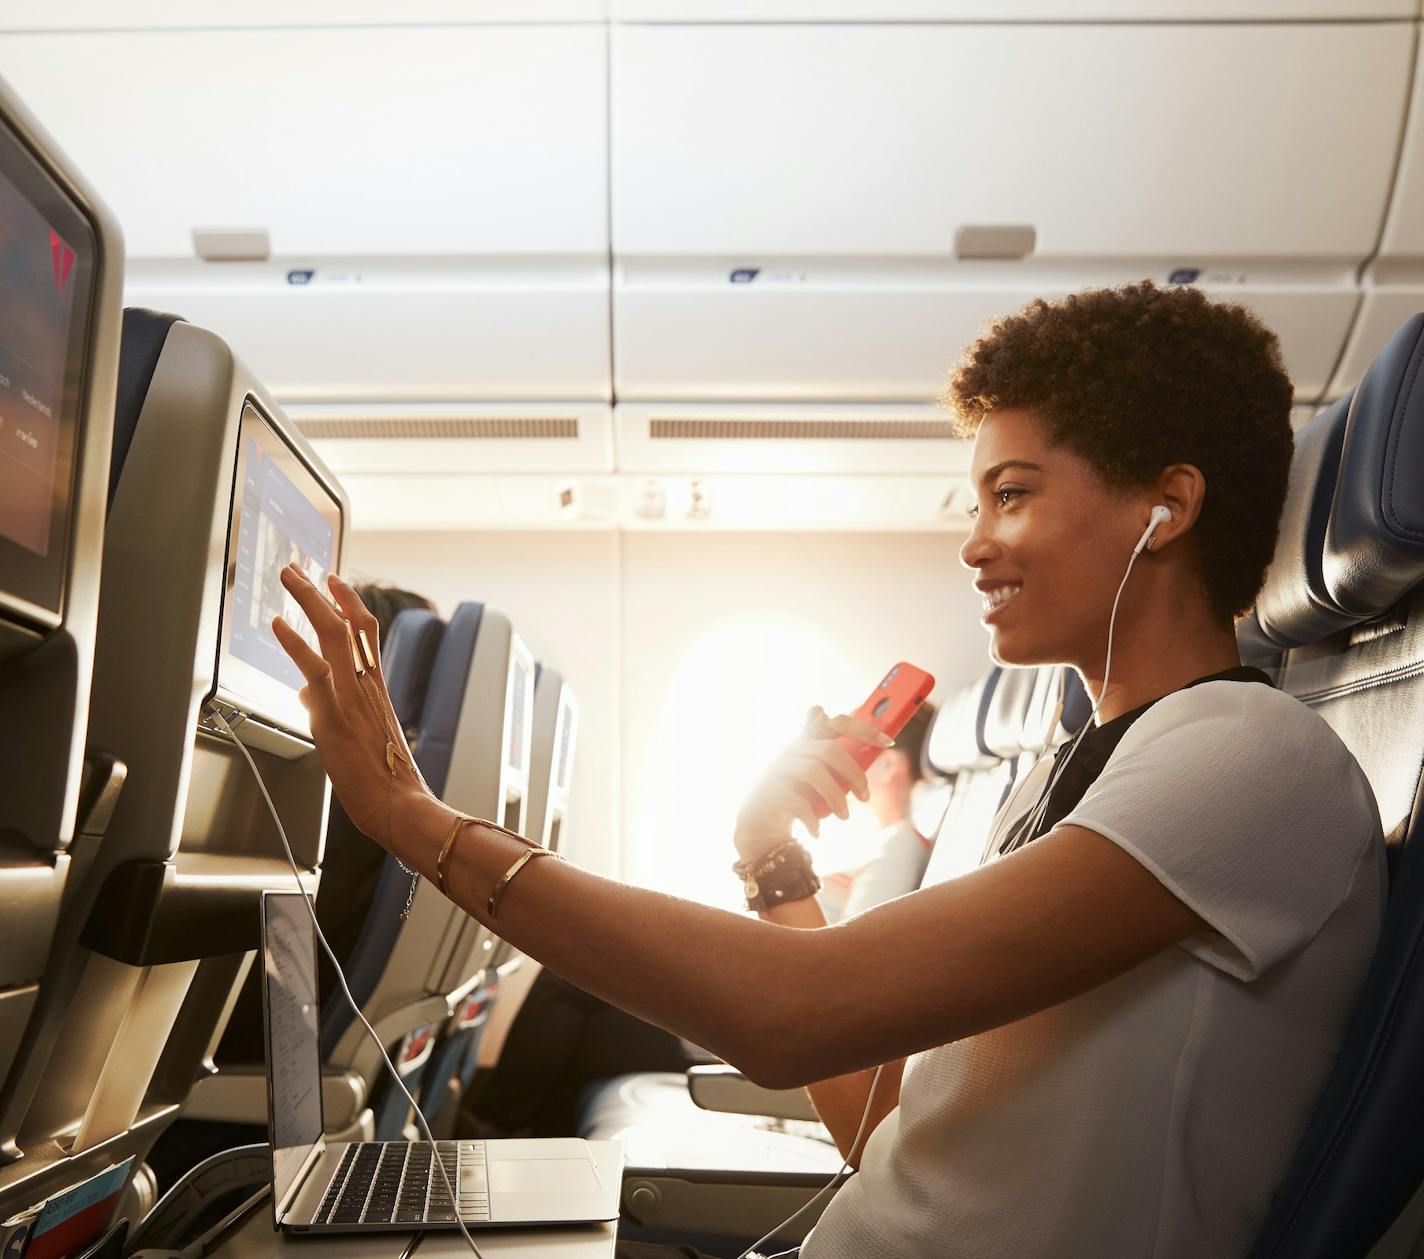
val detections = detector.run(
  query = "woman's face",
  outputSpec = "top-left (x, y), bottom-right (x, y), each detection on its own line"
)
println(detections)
top-left (959, 407), bottom-right (1148, 670)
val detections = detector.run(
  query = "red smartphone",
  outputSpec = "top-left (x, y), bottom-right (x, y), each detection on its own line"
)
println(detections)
top-left (803, 661), bottom-right (937, 820)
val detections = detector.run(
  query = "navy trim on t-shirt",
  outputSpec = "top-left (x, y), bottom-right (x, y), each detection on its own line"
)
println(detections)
top-left (997, 666), bottom-right (1274, 855)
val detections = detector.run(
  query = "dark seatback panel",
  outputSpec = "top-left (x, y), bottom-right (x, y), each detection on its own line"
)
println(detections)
top-left (111, 308), bottom-right (183, 506)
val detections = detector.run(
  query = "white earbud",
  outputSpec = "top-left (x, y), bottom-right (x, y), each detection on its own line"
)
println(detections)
top-left (1133, 505), bottom-right (1173, 556)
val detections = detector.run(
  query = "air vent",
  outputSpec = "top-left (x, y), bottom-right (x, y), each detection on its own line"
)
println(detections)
top-left (647, 417), bottom-right (958, 441)
top-left (295, 416), bottom-right (580, 440)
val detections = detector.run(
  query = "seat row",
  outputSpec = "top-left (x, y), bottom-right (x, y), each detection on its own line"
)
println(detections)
top-left (0, 79), bottom-right (581, 1251)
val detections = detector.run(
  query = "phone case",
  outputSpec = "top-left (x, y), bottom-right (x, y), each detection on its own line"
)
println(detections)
top-left (805, 661), bottom-right (936, 819)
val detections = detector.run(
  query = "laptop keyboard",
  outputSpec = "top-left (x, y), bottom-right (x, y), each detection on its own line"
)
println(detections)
top-left (316, 1140), bottom-right (490, 1224)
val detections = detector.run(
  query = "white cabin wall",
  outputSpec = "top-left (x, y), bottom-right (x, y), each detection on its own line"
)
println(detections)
top-left (342, 530), bottom-right (622, 879)
top-left (343, 528), bottom-right (984, 902)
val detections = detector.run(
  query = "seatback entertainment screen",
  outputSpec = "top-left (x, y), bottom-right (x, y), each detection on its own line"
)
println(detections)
top-left (0, 121), bottom-right (95, 623)
top-left (217, 403), bottom-right (342, 737)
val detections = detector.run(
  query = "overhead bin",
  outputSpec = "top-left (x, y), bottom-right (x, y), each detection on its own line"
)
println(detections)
top-left (612, 21), bottom-right (1414, 404)
top-left (0, 0), bottom-right (609, 28)
top-left (1330, 34), bottom-right (1424, 398)
top-left (0, 23), bottom-right (611, 401)
top-left (612, 1), bottom-right (1411, 16)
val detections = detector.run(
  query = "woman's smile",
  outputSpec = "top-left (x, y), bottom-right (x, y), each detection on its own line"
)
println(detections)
top-left (978, 581), bottom-right (1023, 623)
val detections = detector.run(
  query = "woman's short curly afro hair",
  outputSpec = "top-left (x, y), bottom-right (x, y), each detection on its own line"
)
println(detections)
top-left (947, 280), bottom-right (1295, 622)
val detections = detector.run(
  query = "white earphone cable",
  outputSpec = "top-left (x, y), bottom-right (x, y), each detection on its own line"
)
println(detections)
top-left (1000, 517), bottom-right (1152, 855)
top-left (735, 1062), bottom-right (886, 1259)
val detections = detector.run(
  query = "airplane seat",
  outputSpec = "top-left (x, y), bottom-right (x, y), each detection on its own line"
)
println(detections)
top-left (315, 606), bottom-right (449, 1058)
top-left (166, 603), bottom-right (452, 1174)
top-left (0, 70), bottom-right (125, 1232)
top-left (0, 306), bottom-right (346, 1234)
top-left (918, 669), bottom-right (1010, 887)
top-left (352, 602), bottom-right (535, 1141)
top-left (1241, 312), bottom-right (1424, 1258)
top-left (978, 665), bottom-right (1047, 804)
top-left (109, 307), bottom-right (182, 505)
top-left (456, 665), bottom-right (581, 1115)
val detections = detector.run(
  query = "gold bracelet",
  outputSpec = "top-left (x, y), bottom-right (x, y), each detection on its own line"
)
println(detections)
top-left (488, 847), bottom-right (558, 918)
top-left (435, 812), bottom-right (471, 897)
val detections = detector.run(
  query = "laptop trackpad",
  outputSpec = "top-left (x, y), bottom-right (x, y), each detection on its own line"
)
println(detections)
top-left (489, 1158), bottom-right (614, 1222)
top-left (491, 1159), bottom-right (602, 1194)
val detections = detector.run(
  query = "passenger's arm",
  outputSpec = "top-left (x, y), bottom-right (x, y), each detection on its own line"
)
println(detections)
top-left (274, 567), bottom-right (1208, 1091)
top-left (762, 895), bottom-right (901, 1164)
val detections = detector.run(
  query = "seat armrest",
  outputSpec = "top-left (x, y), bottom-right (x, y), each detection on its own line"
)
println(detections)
top-left (687, 1064), bottom-right (820, 1123)
top-left (186, 1065), bottom-right (367, 1129)
top-left (621, 1166), bottom-right (840, 1247)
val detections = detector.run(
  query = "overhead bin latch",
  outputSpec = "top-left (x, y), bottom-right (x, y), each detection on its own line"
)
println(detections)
top-left (954, 224), bottom-right (1036, 261)
top-left (192, 227), bottom-right (271, 262)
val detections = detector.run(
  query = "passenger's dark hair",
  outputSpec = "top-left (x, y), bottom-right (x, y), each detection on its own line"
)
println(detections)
top-left (354, 581), bottom-right (436, 642)
top-left (946, 281), bottom-right (1295, 622)
top-left (896, 701), bottom-right (936, 783)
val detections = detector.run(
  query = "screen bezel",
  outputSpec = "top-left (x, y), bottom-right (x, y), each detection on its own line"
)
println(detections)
top-left (214, 401), bottom-right (343, 739)
top-left (0, 118), bottom-right (97, 627)
top-left (259, 890), bottom-right (327, 1224)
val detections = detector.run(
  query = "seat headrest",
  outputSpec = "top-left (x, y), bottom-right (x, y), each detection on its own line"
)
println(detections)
top-left (384, 608), bottom-right (445, 730)
top-left (981, 666), bottom-right (1038, 760)
top-left (1061, 668), bottom-right (1092, 736)
top-left (1022, 666), bottom-right (1067, 750)
top-left (112, 307), bottom-right (185, 506)
top-left (415, 601), bottom-right (486, 794)
top-left (1323, 313), bottom-right (1424, 620)
top-left (1254, 398), bottom-right (1351, 648)
top-left (926, 669), bottom-right (1000, 775)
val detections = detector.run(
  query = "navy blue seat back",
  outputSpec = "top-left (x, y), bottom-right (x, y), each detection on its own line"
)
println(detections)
top-left (318, 608), bottom-right (449, 1058)
top-left (415, 602), bottom-right (486, 794)
top-left (1248, 313), bottom-right (1424, 1258)
top-left (111, 308), bottom-right (183, 506)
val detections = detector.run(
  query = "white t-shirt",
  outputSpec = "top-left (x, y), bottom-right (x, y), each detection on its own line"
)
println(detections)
top-left (803, 681), bottom-right (1385, 1259)
top-left (841, 821), bottom-right (934, 919)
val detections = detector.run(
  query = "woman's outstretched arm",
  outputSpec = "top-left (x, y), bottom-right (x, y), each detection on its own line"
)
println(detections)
top-left (274, 564), bottom-right (1207, 1091)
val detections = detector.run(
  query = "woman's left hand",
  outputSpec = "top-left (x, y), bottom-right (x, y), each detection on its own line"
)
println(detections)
top-left (270, 563), bottom-right (428, 844)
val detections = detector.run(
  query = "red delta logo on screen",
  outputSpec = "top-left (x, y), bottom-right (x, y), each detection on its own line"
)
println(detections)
top-left (49, 228), bottom-right (75, 292)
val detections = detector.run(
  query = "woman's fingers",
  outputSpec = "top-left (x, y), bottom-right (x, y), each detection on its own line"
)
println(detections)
top-left (803, 705), bottom-right (838, 738)
top-left (272, 616), bottom-right (338, 718)
top-left (767, 782), bottom-right (822, 838)
top-left (280, 563), bottom-right (354, 664)
top-left (803, 738), bottom-right (870, 802)
top-left (326, 573), bottom-right (380, 663)
top-left (787, 755), bottom-right (851, 820)
top-left (827, 712), bottom-right (895, 750)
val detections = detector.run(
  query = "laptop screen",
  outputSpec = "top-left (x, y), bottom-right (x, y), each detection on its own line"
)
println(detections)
top-left (260, 891), bottom-right (325, 1214)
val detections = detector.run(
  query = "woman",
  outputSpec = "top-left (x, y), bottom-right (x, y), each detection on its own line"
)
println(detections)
top-left (272, 282), bottom-right (1384, 1257)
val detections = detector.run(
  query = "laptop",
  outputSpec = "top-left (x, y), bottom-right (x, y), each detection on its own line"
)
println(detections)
top-left (259, 890), bottom-right (620, 1232)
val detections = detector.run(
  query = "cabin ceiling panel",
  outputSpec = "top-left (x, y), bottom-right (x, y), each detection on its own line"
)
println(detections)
top-left (0, 25), bottom-right (609, 257)
top-left (0, 1), bottom-right (609, 30)
top-left (1379, 34), bottom-right (1424, 257)
top-left (1328, 287), bottom-right (1424, 399)
top-left (613, 1), bottom-right (1413, 16)
top-left (612, 22), bottom-right (1412, 259)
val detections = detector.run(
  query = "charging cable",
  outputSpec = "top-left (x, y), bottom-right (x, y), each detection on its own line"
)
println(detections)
top-left (205, 704), bottom-right (486, 1259)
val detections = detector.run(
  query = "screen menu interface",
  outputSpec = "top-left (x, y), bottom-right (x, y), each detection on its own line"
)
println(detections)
top-left (226, 406), bottom-right (337, 695)
top-left (0, 159), bottom-right (83, 563)
top-left (262, 893), bottom-right (324, 1211)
